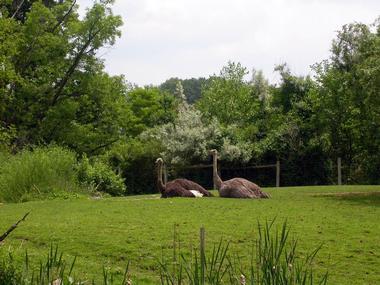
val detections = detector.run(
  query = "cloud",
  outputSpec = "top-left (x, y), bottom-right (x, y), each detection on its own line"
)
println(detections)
top-left (78, 0), bottom-right (379, 85)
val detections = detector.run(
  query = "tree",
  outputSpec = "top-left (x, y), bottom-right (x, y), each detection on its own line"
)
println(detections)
top-left (174, 81), bottom-right (186, 102)
top-left (198, 61), bottom-right (259, 127)
top-left (0, 0), bottom-right (127, 154)
top-left (159, 77), bottom-right (208, 103)
top-left (126, 87), bottom-right (176, 136)
top-left (251, 68), bottom-right (270, 102)
top-left (313, 19), bottom-right (380, 183)
top-left (253, 67), bottom-right (331, 185)
top-left (141, 104), bottom-right (222, 165)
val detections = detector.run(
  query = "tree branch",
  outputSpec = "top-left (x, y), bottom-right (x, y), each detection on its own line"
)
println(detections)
top-left (50, 0), bottom-right (77, 33)
top-left (51, 26), bottom-right (103, 106)
top-left (0, 212), bottom-right (30, 243)
top-left (89, 138), bottom-right (120, 154)
top-left (11, 0), bottom-right (25, 19)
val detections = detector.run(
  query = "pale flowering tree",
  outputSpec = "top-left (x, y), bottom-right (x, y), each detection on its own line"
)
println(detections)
top-left (141, 101), bottom-right (254, 165)
top-left (142, 76), bottom-right (254, 165)
top-left (174, 81), bottom-right (186, 102)
top-left (220, 137), bottom-right (252, 163)
top-left (141, 103), bottom-right (222, 165)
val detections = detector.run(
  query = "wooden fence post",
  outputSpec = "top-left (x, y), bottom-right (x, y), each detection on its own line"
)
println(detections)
top-left (337, 157), bottom-right (342, 185)
top-left (276, 160), bottom-right (280, 188)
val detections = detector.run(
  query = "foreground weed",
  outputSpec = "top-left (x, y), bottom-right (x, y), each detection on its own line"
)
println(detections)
top-left (0, 221), bottom-right (327, 284)
top-left (158, 221), bottom-right (328, 285)
top-left (0, 246), bottom-right (131, 285)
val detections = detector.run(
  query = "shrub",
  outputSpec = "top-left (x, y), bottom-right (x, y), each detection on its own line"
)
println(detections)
top-left (0, 146), bottom-right (82, 203)
top-left (77, 156), bottom-right (126, 196)
top-left (104, 139), bottom-right (163, 195)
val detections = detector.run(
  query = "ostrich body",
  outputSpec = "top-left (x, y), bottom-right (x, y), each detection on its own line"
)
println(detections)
top-left (155, 158), bottom-right (212, 198)
top-left (210, 150), bottom-right (270, 199)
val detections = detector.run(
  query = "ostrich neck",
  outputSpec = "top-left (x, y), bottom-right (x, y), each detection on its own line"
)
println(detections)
top-left (213, 153), bottom-right (223, 190)
top-left (157, 163), bottom-right (165, 193)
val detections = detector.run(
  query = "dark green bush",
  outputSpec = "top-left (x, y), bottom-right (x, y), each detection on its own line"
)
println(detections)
top-left (104, 139), bottom-right (163, 195)
top-left (77, 156), bottom-right (126, 196)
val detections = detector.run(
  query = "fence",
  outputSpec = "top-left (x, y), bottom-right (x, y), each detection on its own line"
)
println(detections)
top-left (164, 161), bottom-right (280, 189)
top-left (163, 157), bottom-right (344, 189)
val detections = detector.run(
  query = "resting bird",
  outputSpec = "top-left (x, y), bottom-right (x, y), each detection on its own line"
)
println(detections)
top-left (155, 158), bottom-right (213, 198)
top-left (210, 149), bottom-right (270, 199)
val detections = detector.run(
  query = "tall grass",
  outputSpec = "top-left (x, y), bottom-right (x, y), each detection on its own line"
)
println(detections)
top-left (0, 221), bottom-right (327, 284)
top-left (0, 246), bottom-right (131, 285)
top-left (158, 221), bottom-right (328, 285)
top-left (0, 146), bottom-right (82, 203)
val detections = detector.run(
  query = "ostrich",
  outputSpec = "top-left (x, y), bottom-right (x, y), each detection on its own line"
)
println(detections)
top-left (155, 158), bottom-right (213, 198)
top-left (210, 149), bottom-right (270, 199)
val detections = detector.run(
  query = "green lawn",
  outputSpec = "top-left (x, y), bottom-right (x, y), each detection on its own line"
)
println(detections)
top-left (0, 185), bottom-right (379, 284)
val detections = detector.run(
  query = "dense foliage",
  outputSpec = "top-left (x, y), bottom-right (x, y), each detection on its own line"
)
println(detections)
top-left (0, 146), bottom-right (80, 202)
top-left (0, 1), bottom-right (378, 199)
top-left (0, 0), bottom-right (126, 154)
top-left (0, 146), bottom-right (125, 202)
top-left (77, 155), bottom-right (126, 196)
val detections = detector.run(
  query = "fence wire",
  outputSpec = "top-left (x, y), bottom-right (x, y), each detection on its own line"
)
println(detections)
top-left (165, 157), bottom-right (345, 189)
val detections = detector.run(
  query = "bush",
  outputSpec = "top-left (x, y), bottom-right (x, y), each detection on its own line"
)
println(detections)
top-left (77, 156), bottom-right (126, 196)
top-left (0, 146), bottom-right (82, 203)
top-left (104, 139), bottom-right (163, 195)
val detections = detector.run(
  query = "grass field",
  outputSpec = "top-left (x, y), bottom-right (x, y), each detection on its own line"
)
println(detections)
top-left (0, 185), bottom-right (379, 284)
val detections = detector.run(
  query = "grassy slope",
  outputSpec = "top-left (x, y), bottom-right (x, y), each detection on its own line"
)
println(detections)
top-left (0, 185), bottom-right (379, 284)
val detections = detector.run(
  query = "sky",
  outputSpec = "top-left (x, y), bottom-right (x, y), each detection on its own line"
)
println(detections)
top-left (78, 0), bottom-right (379, 86)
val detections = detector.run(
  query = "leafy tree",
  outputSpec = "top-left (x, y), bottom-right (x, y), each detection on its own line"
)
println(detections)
top-left (159, 77), bottom-right (179, 97)
top-left (251, 68), bottom-right (270, 102)
top-left (181, 77), bottom-right (208, 103)
top-left (173, 80), bottom-right (186, 101)
top-left (253, 66), bottom-right (332, 185)
top-left (141, 103), bottom-right (222, 165)
top-left (126, 87), bottom-right (176, 136)
top-left (160, 77), bottom-right (208, 103)
top-left (271, 64), bottom-right (315, 113)
top-left (313, 19), bottom-right (380, 183)
top-left (0, 0), bottom-right (126, 154)
top-left (198, 62), bottom-right (258, 127)
top-left (1, 0), bottom-right (58, 22)
top-left (198, 62), bottom-right (270, 155)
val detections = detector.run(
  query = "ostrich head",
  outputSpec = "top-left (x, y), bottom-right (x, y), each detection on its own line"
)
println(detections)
top-left (155, 157), bottom-right (164, 165)
top-left (209, 149), bottom-right (218, 157)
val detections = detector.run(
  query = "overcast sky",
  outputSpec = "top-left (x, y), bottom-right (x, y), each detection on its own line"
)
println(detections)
top-left (78, 0), bottom-right (379, 86)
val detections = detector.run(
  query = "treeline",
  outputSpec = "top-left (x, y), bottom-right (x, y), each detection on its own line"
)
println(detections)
top-left (0, 1), bottom-right (379, 200)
